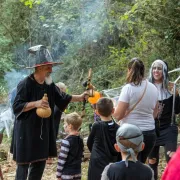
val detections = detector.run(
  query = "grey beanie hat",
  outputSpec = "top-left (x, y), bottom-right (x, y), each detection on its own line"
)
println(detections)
top-left (116, 123), bottom-right (143, 167)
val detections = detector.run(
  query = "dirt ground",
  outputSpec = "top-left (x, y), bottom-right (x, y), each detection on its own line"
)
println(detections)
top-left (0, 138), bottom-right (89, 180)
top-left (1, 129), bottom-right (178, 180)
top-left (0, 155), bottom-right (89, 180)
top-left (0, 148), bottom-right (166, 180)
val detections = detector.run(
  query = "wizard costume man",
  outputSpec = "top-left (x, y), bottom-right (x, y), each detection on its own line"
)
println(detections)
top-left (10, 45), bottom-right (86, 180)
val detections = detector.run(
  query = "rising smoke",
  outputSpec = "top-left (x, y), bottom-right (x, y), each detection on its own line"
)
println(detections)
top-left (4, 0), bottom-right (108, 94)
top-left (4, 69), bottom-right (28, 93)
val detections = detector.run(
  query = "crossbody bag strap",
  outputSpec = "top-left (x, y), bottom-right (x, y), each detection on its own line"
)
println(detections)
top-left (124, 80), bottom-right (148, 118)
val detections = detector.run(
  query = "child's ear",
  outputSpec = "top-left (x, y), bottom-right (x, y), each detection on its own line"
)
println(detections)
top-left (114, 143), bottom-right (121, 152)
top-left (69, 124), bottom-right (73, 130)
top-left (112, 108), bottom-right (115, 114)
top-left (141, 142), bottom-right (145, 151)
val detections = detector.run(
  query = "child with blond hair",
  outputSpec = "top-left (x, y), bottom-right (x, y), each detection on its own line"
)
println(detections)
top-left (56, 112), bottom-right (84, 180)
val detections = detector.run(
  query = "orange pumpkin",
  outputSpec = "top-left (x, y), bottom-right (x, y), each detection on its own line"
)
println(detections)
top-left (88, 91), bottom-right (101, 104)
top-left (36, 94), bottom-right (52, 118)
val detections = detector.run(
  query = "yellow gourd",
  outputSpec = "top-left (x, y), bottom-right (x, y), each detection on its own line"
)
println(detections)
top-left (36, 94), bottom-right (52, 118)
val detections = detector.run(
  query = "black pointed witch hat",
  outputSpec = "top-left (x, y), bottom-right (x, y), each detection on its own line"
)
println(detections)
top-left (26, 45), bottom-right (63, 69)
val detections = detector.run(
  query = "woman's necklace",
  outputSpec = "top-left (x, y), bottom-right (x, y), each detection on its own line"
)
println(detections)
top-left (155, 83), bottom-right (165, 119)
top-left (158, 100), bottom-right (165, 119)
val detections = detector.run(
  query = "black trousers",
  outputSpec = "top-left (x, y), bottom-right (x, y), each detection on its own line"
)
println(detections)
top-left (54, 111), bottom-right (62, 139)
top-left (148, 125), bottom-right (178, 180)
top-left (149, 144), bottom-right (176, 180)
top-left (55, 117), bottom-right (61, 138)
top-left (15, 160), bottom-right (46, 180)
top-left (137, 129), bottom-right (156, 163)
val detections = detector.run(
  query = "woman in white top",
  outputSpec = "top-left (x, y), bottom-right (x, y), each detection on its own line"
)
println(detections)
top-left (114, 58), bottom-right (159, 163)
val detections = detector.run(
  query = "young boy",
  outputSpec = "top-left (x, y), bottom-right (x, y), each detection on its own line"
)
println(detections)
top-left (87, 97), bottom-right (120, 180)
top-left (101, 123), bottom-right (154, 180)
top-left (56, 112), bottom-right (84, 180)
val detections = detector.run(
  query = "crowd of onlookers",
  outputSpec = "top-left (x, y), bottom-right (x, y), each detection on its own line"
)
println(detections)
top-left (1, 45), bottom-right (180, 180)
top-left (57, 58), bottom-right (180, 180)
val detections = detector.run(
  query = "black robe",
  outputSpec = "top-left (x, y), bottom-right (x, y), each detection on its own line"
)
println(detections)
top-left (10, 74), bottom-right (72, 164)
top-left (54, 105), bottom-right (63, 138)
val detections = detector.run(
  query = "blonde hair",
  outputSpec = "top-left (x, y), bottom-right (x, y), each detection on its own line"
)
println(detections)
top-left (64, 112), bottom-right (82, 131)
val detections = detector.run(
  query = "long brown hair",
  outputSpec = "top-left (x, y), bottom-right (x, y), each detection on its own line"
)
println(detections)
top-left (126, 58), bottom-right (145, 85)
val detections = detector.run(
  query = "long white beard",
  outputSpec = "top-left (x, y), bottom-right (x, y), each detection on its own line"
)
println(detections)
top-left (45, 75), bottom-right (53, 85)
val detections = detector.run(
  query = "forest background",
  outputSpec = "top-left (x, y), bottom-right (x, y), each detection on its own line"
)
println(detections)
top-left (0, 0), bottom-right (180, 114)
top-left (0, 0), bottom-right (179, 179)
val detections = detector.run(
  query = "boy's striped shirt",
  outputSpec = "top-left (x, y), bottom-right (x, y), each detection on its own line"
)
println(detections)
top-left (57, 139), bottom-right (70, 178)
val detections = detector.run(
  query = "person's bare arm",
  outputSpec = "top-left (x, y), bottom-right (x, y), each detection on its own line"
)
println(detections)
top-left (113, 101), bottom-right (129, 120)
top-left (71, 95), bottom-right (84, 102)
top-left (23, 99), bottom-right (49, 112)
top-left (71, 92), bottom-right (89, 102)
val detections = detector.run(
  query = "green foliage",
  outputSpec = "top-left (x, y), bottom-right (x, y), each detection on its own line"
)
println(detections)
top-left (20, 0), bottom-right (41, 8)
top-left (0, 81), bottom-right (8, 102)
top-left (0, 0), bottom-right (179, 102)
top-left (0, 0), bottom-right (31, 99)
